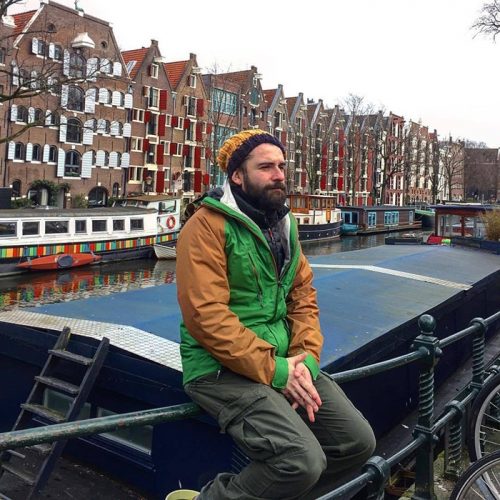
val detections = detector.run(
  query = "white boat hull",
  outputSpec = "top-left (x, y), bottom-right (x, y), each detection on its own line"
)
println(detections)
top-left (153, 244), bottom-right (176, 260)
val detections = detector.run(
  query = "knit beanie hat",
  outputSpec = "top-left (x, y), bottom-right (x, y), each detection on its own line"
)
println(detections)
top-left (217, 129), bottom-right (286, 178)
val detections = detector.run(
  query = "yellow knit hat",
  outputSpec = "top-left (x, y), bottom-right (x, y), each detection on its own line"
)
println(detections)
top-left (217, 129), bottom-right (285, 176)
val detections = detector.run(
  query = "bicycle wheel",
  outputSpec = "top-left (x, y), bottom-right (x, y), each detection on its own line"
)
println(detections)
top-left (468, 372), bottom-right (500, 462)
top-left (450, 449), bottom-right (500, 499)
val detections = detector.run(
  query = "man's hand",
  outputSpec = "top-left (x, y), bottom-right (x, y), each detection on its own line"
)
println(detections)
top-left (282, 353), bottom-right (322, 422)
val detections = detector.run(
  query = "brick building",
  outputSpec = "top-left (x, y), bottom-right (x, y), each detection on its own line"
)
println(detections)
top-left (464, 147), bottom-right (499, 203)
top-left (164, 53), bottom-right (209, 197)
top-left (1, 1), bottom-right (131, 207)
top-left (121, 40), bottom-right (172, 196)
top-left (286, 93), bottom-right (309, 193)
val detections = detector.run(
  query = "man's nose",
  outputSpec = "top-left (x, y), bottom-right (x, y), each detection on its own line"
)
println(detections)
top-left (271, 165), bottom-right (285, 180)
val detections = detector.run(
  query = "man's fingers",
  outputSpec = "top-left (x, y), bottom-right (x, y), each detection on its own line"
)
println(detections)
top-left (289, 385), bottom-right (319, 413)
top-left (306, 405), bottom-right (315, 423)
top-left (295, 377), bottom-right (322, 407)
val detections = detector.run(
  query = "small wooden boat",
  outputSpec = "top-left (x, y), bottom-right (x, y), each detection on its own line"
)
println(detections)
top-left (17, 252), bottom-right (102, 271)
top-left (340, 223), bottom-right (359, 236)
top-left (153, 244), bottom-right (176, 260)
top-left (385, 233), bottom-right (423, 245)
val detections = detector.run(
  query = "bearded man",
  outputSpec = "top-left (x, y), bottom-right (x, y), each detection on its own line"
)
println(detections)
top-left (175, 129), bottom-right (375, 500)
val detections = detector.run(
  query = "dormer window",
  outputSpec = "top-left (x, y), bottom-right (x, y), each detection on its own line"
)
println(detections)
top-left (150, 63), bottom-right (159, 79)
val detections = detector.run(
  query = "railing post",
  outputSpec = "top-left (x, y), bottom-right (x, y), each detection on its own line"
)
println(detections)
top-left (443, 400), bottom-right (465, 480)
top-left (470, 317), bottom-right (488, 391)
top-left (411, 314), bottom-right (441, 500)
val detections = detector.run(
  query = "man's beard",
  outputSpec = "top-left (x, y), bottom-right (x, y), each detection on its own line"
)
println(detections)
top-left (242, 171), bottom-right (287, 211)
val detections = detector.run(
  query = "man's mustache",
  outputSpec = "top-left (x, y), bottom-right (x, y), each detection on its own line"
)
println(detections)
top-left (267, 183), bottom-right (286, 191)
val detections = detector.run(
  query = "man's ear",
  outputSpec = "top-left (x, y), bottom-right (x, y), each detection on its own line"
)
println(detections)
top-left (231, 168), bottom-right (243, 186)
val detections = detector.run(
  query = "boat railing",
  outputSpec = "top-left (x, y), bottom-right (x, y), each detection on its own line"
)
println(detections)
top-left (0, 309), bottom-right (499, 499)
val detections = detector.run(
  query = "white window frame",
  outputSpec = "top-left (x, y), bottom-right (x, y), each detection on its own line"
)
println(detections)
top-left (173, 143), bottom-right (182, 157)
top-left (131, 137), bottom-right (143, 152)
top-left (161, 140), bottom-right (170, 155)
top-left (132, 108), bottom-right (145, 122)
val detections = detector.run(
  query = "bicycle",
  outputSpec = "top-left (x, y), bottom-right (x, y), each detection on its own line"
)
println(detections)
top-left (450, 449), bottom-right (500, 499)
top-left (468, 371), bottom-right (500, 462)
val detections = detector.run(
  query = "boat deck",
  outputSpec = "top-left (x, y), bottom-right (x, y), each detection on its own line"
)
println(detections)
top-left (0, 244), bottom-right (497, 374)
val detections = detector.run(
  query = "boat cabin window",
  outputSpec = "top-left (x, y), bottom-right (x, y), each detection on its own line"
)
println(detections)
top-left (367, 212), bottom-right (376, 228)
top-left (289, 197), bottom-right (306, 209)
top-left (92, 220), bottom-right (107, 232)
top-left (113, 219), bottom-right (125, 231)
top-left (75, 220), bottom-right (87, 233)
top-left (311, 198), bottom-right (321, 209)
top-left (45, 220), bottom-right (69, 234)
top-left (131, 218), bottom-right (144, 230)
top-left (159, 200), bottom-right (177, 214)
top-left (22, 221), bottom-right (39, 236)
top-left (44, 389), bottom-right (90, 420)
top-left (384, 211), bottom-right (399, 226)
top-left (342, 212), bottom-right (358, 224)
top-left (0, 221), bottom-right (16, 237)
top-left (97, 408), bottom-right (152, 454)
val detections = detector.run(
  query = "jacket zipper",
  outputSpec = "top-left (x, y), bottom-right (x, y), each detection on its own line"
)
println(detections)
top-left (248, 254), bottom-right (264, 306)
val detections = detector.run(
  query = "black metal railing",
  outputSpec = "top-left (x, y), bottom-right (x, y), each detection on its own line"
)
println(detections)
top-left (0, 309), bottom-right (499, 499)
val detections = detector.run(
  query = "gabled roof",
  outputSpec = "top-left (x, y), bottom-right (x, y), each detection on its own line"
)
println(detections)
top-left (12, 10), bottom-right (37, 36)
top-left (221, 69), bottom-right (252, 88)
top-left (287, 96), bottom-right (298, 117)
top-left (121, 47), bottom-right (148, 79)
top-left (263, 89), bottom-right (276, 106)
top-left (164, 60), bottom-right (189, 89)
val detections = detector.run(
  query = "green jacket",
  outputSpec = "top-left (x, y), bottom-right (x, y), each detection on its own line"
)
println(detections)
top-left (176, 188), bottom-right (322, 387)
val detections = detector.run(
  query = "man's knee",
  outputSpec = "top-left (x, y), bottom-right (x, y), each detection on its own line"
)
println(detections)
top-left (343, 418), bottom-right (376, 466)
top-left (278, 439), bottom-right (327, 493)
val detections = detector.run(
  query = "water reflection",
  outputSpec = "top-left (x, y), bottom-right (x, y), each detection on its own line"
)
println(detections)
top-left (0, 259), bottom-right (176, 310)
top-left (302, 233), bottom-right (387, 256)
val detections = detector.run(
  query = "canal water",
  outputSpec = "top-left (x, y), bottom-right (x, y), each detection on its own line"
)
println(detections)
top-left (0, 231), bottom-right (427, 310)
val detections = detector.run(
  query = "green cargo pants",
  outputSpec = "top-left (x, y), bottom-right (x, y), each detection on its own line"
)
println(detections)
top-left (184, 370), bottom-right (376, 500)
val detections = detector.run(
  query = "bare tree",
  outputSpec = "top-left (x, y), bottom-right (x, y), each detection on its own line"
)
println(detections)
top-left (472, 1), bottom-right (500, 40)
top-left (202, 64), bottom-right (243, 188)
top-left (0, 0), bottom-right (22, 18)
top-left (374, 111), bottom-right (406, 205)
top-left (440, 138), bottom-right (465, 201)
top-left (341, 94), bottom-right (374, 205)
top-left (303, 101), bottom-right (331, 194)
top-left (428, 133), bottom-right (442, 204)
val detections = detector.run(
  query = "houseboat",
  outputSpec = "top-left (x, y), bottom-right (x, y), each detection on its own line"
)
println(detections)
top-left (340, 205), bottom-right (421, 235)
top-left (0, 195), bottom-right (181, 276)
top-left (288, 194), bottom-right (342, 242)
top-left (0, 245), bottom-right (498, 498)
top-left (431, 203), bottom-right (500, 254)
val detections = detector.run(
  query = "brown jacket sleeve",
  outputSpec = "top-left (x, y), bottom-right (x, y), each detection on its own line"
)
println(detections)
top-left (176, 207), bottom-right (280, 385)
top-left (286, 251), bottom-right (323, 364)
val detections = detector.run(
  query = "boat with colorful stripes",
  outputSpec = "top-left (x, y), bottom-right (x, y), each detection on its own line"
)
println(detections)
top-left (0, 195), bottom-right (181, 276)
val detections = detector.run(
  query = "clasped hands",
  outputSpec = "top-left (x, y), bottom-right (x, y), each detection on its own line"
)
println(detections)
top-left (282, 353), bottom-right (322, 423)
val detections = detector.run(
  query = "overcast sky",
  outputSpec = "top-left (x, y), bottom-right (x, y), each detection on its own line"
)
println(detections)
top-left (10, 0), bottom-right (499, 147)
